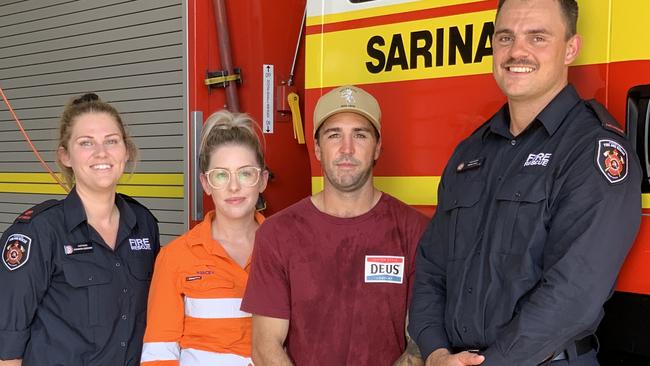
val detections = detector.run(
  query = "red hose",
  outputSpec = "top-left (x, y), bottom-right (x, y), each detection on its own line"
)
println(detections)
top-left (0, 85), bottom-right (68, 191)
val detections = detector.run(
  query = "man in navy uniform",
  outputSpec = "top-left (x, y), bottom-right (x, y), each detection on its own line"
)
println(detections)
top-left (408, 0), bottom-right (641, 365)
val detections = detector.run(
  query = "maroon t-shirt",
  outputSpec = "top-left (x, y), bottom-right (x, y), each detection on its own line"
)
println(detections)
top-left (241, 194), bottom-right (428, 365)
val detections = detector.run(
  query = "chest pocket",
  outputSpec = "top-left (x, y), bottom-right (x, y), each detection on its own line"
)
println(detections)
top-left (495, 173), bottom-right (548, 254)
top-left (62, 262), bottom-right (113, 326)
top-left (182, 276), bottom-right (236, 297)
top-left (438, 180), bottom-right (484, 259)
top-left (126, 257), bottom-right (154, 281)
top-left (63, 262), bottom-right (113, 287)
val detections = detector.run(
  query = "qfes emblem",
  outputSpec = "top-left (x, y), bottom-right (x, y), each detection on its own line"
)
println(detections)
top-left (596, 139), bottom-right (628, 184)
top-left (2, 233), bottom-right (32, 271)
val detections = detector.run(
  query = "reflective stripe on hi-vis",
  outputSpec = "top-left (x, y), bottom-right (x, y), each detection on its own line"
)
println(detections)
top-left (183, 297), bottom-right (251, 319)
top-left (180, 348), bottom-right (253, 366)
top-left (140, 341), bottom-right (181, 362)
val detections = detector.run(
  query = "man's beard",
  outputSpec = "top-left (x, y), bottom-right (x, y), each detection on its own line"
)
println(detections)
top-left (323, 156), bottom-right (373, 193)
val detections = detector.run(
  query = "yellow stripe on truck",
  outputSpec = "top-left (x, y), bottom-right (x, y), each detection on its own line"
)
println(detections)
top-left (610, 1), bottom-right (650, 62)
top-left (306, 10), bottom-right (496, 88)
top-left (0, 172), bottom-right (184, 198)
top-left (642, 194), bottom-right (650, 211)
top-left (312, 176), bottom-right (440, 206)
top-left (305, 0), bottom-right (646, 89)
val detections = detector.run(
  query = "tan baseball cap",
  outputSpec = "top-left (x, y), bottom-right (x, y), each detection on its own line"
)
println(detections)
top-left (313, 85), bottom-right (381, 138)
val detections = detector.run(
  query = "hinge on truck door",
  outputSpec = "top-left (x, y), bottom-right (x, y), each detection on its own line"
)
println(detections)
top-left (204, 68), bottom-right (242, 89)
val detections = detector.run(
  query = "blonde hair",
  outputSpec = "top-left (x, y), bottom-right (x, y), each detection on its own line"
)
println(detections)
top-left (56, 93), bottom-right (138, 189)
top-left (199, 110), bottom-right (265, 173)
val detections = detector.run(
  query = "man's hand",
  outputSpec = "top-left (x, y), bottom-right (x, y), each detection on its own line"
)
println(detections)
top-left (393, 337), bottom-right (424, 366)
top-left (251, 315), bottom-right (294, 366)
top-left (425, 348), bottom-right (485, 366)
top-left (0, 360), bottom-right (22, 366)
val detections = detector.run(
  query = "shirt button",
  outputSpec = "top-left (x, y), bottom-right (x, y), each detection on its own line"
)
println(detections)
top-left (463, 326), bottom-right (468, 333)
top-left (468, 287), bottom-right (473, 294)
top-left (453, 199), bottom-right (458, 205)
top-left (88, 276), bottom-right (93, 281)
top-left (122, 288), bottom-right (128, 293)
top-left (115, 262), bottom-right (121, 267)
top-left (515, 191), bottom-right (521, 199)
top-left (120, 341), bottom-right (126, 347)
top-left (497, 176), bottom-right (503, 181)
top-left (510, 139), bottom-right (517, 146)
top-left (121, 314), bottom-right (127, 320)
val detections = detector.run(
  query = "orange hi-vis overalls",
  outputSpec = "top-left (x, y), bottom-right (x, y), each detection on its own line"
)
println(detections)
top-left (141, 210), bottom-right (263, 366)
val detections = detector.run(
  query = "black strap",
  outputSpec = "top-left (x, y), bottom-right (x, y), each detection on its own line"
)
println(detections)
top-left (574, 334), bottom-right (596, 356)
top-left (14, 199), bottom-right (60, 223)
top-left (586, 99), bottom-right (626, 137)
top-left (538, 335), bottom-right (596, 365)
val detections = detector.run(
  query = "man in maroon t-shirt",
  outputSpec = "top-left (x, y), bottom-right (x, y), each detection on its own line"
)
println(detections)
top-left (241, 85), bottom-right (428, 365)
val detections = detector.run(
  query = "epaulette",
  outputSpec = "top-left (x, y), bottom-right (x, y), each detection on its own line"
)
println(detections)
top-left (586, 99), bottom-right (626, 137)
top-left (469, 118), bottom-right (492, 137)
top-left (118, 193), bottom-right (159, 222)
top-left (15, 199), bottom-right (60, 223)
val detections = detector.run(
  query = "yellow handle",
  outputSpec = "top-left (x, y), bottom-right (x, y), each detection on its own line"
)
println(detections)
top-left (288, 92), bottom-right (305, 144)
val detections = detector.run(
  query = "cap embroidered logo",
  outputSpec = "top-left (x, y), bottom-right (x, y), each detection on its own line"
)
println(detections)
top-left (340, 87), bottom-right (355, 104)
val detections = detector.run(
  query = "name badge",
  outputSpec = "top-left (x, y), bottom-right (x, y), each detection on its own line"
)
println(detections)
top-left (364, 255), bottom-right (405, 284)
top-left (457, 157), bottom-right (484, 172)
top-left (64, 242), bottom-right (94, 255)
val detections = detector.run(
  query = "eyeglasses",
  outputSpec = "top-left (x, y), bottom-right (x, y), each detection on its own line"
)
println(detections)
top-left (204, 166), bottom-right (262, 190)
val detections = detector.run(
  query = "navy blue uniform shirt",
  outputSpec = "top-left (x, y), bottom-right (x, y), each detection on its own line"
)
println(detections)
top-left (0, 188), bottom-right (159, 365)
top-left (409, 85), bottom-right (642, 365)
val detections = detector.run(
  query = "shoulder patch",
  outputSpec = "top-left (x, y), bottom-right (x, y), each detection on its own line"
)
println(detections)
top-left (2, 233), bottom-right (32, 271)
top-left (15, 199), bottom-right (60, 223)
top-left (586, 99), bottom-right (626, 137)
top-left (118, 193), bottom-right (159, 222)
top-left (595, 139), bottom-right (628, 184)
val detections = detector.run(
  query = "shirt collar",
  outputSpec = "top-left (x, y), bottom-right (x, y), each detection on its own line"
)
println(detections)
top-left (536, 84), bottom-right (581, 136)
top-left (484, 84), bottom-right (581, 140)
top-left (115, 193), bottom-right (137, 232)
top-left (189, 210), bottom-right (265, 255)
top-left (486, 106), bottom-right (512, 139)
top-left (63, 187), bottom-right (136, 232)
top-left (63, 187), bottom-right (86, 232)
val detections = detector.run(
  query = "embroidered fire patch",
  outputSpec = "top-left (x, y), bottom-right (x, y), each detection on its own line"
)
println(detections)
top-left (2, 233), bottom-right (32, 271)
top-left (596, 139), bottom-right (628, 184)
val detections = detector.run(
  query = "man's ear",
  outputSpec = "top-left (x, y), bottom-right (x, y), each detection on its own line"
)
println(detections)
top-left (314, 138), bottom-right (322, 162)
top-left (564, 34), bottom-right (581, 65)
top-left (374, 136), bottom-right (382, 161)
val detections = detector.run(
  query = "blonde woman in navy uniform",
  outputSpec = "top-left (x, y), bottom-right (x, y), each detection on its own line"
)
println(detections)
top-left (0, 93), bottom-right (160, 366)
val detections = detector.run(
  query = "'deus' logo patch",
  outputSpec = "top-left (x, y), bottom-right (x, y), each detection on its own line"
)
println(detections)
top-left (364, 255), bottom-right (404, 284)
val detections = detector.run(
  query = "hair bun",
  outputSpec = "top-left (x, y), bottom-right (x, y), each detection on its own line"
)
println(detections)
top-left (72, 93), bottom-right (99, 105)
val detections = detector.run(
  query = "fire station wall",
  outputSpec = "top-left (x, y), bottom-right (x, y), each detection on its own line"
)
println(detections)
top-left (0, 0), bottom-right (186, 245)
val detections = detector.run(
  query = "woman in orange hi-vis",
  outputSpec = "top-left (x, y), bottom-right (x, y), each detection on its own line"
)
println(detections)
top-left (141, 110), bottom-right (268, 366)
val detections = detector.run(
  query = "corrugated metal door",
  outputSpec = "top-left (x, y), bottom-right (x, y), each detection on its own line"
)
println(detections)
top-left (0, 0), bottom-right (186, 245)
